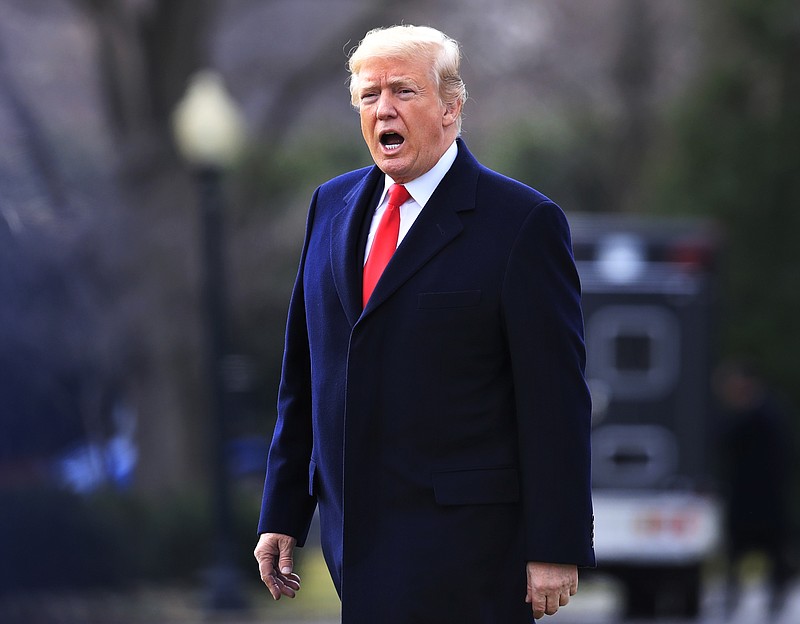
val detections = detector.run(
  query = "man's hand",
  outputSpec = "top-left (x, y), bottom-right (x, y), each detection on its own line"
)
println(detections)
top-left (254, 532), bottom-right (301, 600)
top-left (525, 561), bottom-right (578, 619)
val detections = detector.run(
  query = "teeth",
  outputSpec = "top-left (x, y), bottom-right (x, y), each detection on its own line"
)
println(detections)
top-left (385, 143), bottom-right (401, 150)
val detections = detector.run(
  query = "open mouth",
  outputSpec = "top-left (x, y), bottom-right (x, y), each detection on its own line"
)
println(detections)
top-left (380, 132), bottom-right (405, 150)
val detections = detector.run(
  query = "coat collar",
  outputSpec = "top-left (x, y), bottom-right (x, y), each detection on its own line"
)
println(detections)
top-left (331, 138), bottom-right (481, 326)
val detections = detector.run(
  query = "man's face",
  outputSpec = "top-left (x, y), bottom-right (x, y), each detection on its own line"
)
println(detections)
top-left (356, 54), bottom-right (460, 184)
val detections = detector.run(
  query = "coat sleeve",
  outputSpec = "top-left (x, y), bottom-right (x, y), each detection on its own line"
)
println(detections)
top-left (501, 201), bottom-right (595, 567)
top-left (257, 191), bottom-right (319, 546)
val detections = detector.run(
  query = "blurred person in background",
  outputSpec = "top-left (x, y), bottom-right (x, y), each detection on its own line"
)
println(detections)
top-left (254, 24), bottom-right (595, 622)
top-left (715, 360), bottom-right (797, 617)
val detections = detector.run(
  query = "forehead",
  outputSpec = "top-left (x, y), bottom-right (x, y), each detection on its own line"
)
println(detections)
top-left (356, 55), bottom-right (435, 86)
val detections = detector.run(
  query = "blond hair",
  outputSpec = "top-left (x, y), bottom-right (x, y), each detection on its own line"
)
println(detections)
top-left (347, 25), bottom-right (467, 132)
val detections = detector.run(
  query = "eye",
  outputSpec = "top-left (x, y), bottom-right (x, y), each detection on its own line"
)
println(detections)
top-left (360, 91), bottom-right (378, 104)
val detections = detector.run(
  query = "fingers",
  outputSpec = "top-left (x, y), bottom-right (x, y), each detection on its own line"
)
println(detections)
top-left (530, 592), bottom-right (570, 619)
top-left (258, 558), bottom-right (283, 600)
top-left (281, 571), bottom-right (302, 590)
top-left (254, 533), bottom-right (300, 601)
top-left (261, 567), bottom-right (301, 600)
top-left (278, 547), bottom-right (295, 576)
top-left (526, 562), bottom-right (579, 618)
top-left (271, 570), bottom-right (302, 599)
top-left (255, 549), bottom-right (278, 599)
top-left (531, 594), bottom-right (545, 620)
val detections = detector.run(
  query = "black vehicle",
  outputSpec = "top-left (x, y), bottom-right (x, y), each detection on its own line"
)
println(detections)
top-left (570, 212), bottom-right (723, 618)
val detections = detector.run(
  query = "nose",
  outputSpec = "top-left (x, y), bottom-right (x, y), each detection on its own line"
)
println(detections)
top-left (375, 91), bottom-right (397, 119)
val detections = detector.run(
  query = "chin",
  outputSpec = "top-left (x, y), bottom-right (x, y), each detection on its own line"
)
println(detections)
top-left (376, 160), bottom-right (408, 181)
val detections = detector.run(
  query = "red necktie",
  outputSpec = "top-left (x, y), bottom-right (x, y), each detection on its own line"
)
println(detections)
top-left (363, 184), bottom-right (411, 307)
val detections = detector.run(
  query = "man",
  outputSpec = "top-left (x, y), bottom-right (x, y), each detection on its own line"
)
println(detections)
top-left (715, 361), bottom-right (795, 617)
top-left (255, 24), bottom-right (595, 622)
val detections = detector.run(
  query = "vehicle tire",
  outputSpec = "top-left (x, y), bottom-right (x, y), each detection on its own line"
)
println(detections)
top-left (618, 564), bottom-right (702, 619)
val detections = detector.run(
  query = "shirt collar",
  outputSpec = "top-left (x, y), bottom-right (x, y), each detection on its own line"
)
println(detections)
top-left (380, 140), bottom-right (458, 208)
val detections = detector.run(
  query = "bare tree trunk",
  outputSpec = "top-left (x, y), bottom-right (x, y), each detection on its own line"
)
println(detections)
top-left (74, 0), bottom-right (221, 496)
top-left (612, 0), bottom-right (656, 212)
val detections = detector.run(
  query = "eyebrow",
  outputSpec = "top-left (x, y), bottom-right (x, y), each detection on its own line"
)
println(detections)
top-left (388, 76), bottom-right (418, 88)
top-left (359, 76), bottom-right (420, 92)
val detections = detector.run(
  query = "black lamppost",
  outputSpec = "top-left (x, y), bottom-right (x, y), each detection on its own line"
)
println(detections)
top-left (172, 70), bottom-right (247, 611)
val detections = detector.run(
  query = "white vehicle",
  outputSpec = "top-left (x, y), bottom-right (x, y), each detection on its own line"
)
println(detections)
top-left (571, 213), bottom-right (723, 618)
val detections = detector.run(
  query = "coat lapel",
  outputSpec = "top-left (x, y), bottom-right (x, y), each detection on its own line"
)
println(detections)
top-left (362, 140), bottom-right (481, 316)
top-left (330, 167), bottom-right (382, 327)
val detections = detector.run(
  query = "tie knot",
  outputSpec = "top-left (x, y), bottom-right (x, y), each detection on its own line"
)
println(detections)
top-left (387, 184), bottom-right (411, 209)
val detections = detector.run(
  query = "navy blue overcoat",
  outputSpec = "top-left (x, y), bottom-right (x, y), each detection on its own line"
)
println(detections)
top-left (259, 140), bottom-right (595, 623)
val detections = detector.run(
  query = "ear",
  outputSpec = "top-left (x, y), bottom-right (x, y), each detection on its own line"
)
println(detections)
top-left (442, 99), bottom-right (462, 128)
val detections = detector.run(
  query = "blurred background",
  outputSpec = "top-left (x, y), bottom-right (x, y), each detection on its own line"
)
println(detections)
top-left (1, 0), bottom-right (799, 622)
